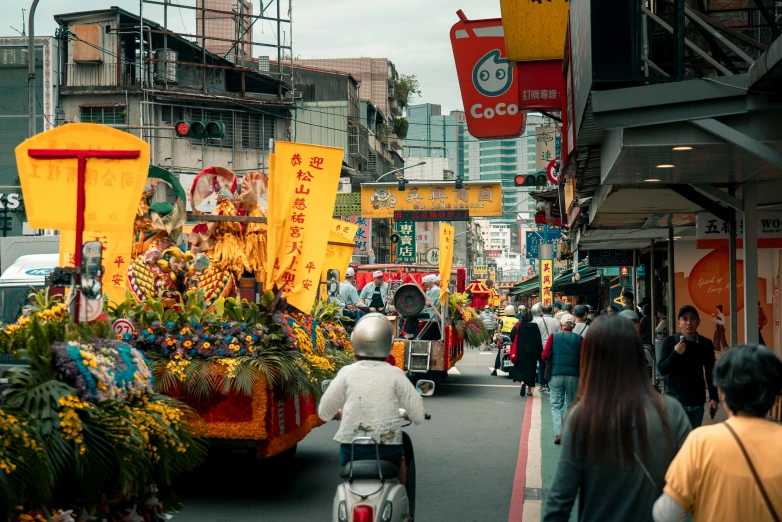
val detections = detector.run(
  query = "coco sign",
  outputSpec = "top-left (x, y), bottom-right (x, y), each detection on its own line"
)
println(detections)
top-left (450, 10), bottom-right (526, 139)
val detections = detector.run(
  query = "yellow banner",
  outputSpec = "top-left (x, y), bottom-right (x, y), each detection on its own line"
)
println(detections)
top-left (15, 123), bottom-right (150, 232)
top-left (59, 229), bottom-right (133, 306)
top-left (500, 0), bottom-right (570, 61)
top-left (320, 219), bottom-right (359, 284)
top-left (268, 142), bottom-right (343, 313)
top-left (439, 223), bottom-right (454, 307)
top-left (264, 153), bottom-right (284, 290)
top-left (360, 182), bottom-right (503, 218)
top-left (540, 259), bottom-right (554, 307)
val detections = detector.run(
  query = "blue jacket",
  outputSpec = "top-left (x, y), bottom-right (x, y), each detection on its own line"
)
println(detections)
top-left (551, 331), bottom-right (582, 377)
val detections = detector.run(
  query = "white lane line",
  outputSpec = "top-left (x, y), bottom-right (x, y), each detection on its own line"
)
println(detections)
top-left (447, 367), bottom-right (461, 375)
top-left (522, 392), bottom-right (544, 522)
top-left (479, 351), bottom-right (494, 355)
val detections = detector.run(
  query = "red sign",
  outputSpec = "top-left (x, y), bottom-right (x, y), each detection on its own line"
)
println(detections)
top-left (517, 60), bottom-right (563, 111)
top-left (546, 159), bottom-right (559, 185)
top-left (620, 266), bottom-right (630, 276)
top-left (450, 11), bottom-right (526, 139)
top-left (487, 249), bottom-right (502, 258)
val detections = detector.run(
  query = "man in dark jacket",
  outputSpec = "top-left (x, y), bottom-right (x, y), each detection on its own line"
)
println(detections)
top-left (657, 305), bottom-right (719, 429)
top-left (542, 313), bottom-right (582, 444)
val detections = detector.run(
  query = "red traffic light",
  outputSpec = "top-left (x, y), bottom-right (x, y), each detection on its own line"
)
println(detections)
top-left (514, 174), bottom-right (525, 186)
top-left (174, 121), bottom-right (190, 137)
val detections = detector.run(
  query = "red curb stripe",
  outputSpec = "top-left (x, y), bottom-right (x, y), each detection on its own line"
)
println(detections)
top-left (508, 394), bottom-right (533, 522)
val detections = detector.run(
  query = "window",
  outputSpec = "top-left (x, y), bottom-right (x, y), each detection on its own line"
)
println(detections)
top-left (500, 140), bottom-right (517, 146)
top-left (528, 146), bottom-right (536, 153)
top-left (80, 106), bottom-right (126, 124)
top-left (480, 165), bottom-right (516, 173)
top-left (479, 173), bottom-right (501, 180)
top-left (240, 113), bottom-right (276, 150)
top-left (479, 156), bottom-right (516, 164)
top-left (480, 148), bottom-right (515, 157)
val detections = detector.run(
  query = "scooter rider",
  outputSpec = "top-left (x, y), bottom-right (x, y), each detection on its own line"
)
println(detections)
top-left (318, 313), bottom-right (425, 487)
top-left (492, 305), bottom-right (519, 376)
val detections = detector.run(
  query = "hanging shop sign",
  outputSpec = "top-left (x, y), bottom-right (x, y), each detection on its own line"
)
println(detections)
top-left (416, 230), bottom-right (432, 243)
top-left (393, 210), bottom-right (469, 222)
top-left (450, 12), bottom-right (525, 139)
top-left (362, 182), bottom-right (502, 218)
top-left (499, 0), bottom-right (570, 62)
top-left (696, 211), bottom-right (782, 249)
top-left (540, 259), bottom-right (554, 306)
top-left (517, 60), bottom-right (564, 112)
top-left (396, 221), bottom-right (417, 264)
top-left (426, 248), bottom-right (440, 266)
top-left (535, 126), bottom-right (561, 171)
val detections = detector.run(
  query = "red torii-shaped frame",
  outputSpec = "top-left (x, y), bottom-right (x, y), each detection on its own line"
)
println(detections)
top-left (26, 149), bottom-right (141, 321)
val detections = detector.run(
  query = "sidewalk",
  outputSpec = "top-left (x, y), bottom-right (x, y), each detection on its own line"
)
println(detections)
top-left (518, 388), bottom-right (727, 522)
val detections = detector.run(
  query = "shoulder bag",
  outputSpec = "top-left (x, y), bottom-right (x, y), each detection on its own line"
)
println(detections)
top-left (724, 423), bottom-right (781, 522)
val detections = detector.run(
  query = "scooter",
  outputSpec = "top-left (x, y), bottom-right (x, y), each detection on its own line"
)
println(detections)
top-left (497, 333), bottom-right (514, 377)
top-left (323, 379), bottom-right (434, 522)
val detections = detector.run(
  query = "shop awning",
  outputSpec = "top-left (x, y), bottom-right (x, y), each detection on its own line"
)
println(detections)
top-left (509, 276), bottom-right (539, 296)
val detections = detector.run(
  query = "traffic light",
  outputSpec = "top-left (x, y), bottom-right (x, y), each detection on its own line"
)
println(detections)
top-left (514, 170), bottom-right (548, 187)
top-left (174, 120), bottom-right (225, 139)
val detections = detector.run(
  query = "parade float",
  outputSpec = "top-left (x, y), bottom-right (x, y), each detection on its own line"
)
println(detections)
top-left (1, 124), bottom-right (357, 519)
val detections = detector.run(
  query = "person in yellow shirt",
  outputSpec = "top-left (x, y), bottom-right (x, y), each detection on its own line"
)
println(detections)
top-left (652, 344), bottom-right (782, 522)
top-left (492, 305), bottom-right (519, 376)
top-left (486, 279), bottom-right (500, 309)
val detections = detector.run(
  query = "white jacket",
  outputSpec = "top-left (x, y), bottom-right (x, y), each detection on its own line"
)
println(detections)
top-left (318, 360), bottom-right (425, 445)
top-left (533, 315), bottom-right (561, 346)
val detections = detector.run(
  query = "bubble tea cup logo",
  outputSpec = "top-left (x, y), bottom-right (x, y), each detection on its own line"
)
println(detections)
top-left (472, 50), bottom-right (513, 97)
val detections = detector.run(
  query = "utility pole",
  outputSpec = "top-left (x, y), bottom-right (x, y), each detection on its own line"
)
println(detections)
top-left (28, 0), bottom-right (40, 138)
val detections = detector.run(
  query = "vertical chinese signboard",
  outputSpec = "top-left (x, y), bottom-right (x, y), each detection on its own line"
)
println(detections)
top-left (540, 259), bottom-right (553, 306)
top-left (267, 142), bottom-right (343, 313)
top-left (341, 216), bottom-right (372, 255)
top-left (439, 223), bottom-right (455, 306)
top-left (396, 222), bottom-right (416, 263)
top-left (536, 126), bottom-right (560, 171)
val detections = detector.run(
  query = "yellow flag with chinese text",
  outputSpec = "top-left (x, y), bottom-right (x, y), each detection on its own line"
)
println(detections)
top-left (59, 229), bottom-right (133, 306)
top-left (321, 219), bottom-right (359, 284)
top-left (268, 142), bottom-right (344, 313)
top-left (439, 222), bottom-right (454, 307)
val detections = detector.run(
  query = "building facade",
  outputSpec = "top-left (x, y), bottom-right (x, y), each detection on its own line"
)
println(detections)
top-left (195, 0), bottom-right (253, 60)
top-left (403, 104), bottom-right (464, 175)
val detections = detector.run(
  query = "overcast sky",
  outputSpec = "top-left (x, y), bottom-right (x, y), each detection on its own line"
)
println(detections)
top-left (1, 0), bottom-right (501, 113)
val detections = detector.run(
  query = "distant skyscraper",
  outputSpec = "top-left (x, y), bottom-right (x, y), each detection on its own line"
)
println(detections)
top-left (196, 0), bottom-right (253, 60)
top-left (403, 104), bottom-right (464, 176)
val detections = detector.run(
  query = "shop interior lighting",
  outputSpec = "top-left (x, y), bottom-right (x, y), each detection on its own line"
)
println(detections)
top-left (672, 146), bottom-right (693, 151)
top-left (656, 164), bottom-right (675, 168)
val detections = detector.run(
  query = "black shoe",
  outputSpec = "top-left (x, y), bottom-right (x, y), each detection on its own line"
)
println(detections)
top-left (520, 384), bottom-right (527, 397)
top-left (554, 435), bottom-right (562, 445)
top-left (491, 370), bottom-right (497, 376)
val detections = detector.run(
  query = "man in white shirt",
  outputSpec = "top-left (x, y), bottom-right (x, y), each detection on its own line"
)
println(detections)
top-left (572, 304), bottom-right (590, 336)
top-left (319, 314), bottom-right (425, 487)
top-left (337, 267), bottom-right (363, 320)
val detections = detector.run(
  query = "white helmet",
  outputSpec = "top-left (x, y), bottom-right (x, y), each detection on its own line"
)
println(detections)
top-left (504, 305), bottom-right (516, 316)
top-left (351, 313), bottom-right (394, 359)
top-left (531, 303), bottom-right (543, 317)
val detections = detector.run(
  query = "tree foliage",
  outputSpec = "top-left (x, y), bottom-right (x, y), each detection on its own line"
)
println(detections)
top-left (393, 118), bottom-right (409, 139)
top-left (395, 74), bottom-right (421, 110)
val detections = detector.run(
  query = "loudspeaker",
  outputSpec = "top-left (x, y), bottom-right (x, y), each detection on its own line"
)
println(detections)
top-left (393, 283), bottom-right (427, 316)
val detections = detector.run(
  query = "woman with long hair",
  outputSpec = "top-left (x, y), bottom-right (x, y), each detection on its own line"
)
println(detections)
top-left (509, 307), bottom-right (543, 397)
top-left (543, 315), bottom-right (692, 522)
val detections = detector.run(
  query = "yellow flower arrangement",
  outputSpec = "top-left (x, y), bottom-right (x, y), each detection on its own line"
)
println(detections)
top-left (166, 355), bottom-right (191, 382)
top-left (390, 341), bottom-right (406, 370)
top-left (0, 409), bottom-right (43, 475)
top-left (217, 357), bottom-right (241, 377)
top-left (58, 395), bottom-right (90, 455)
top-left (129, 398), bottom-right (190, 462)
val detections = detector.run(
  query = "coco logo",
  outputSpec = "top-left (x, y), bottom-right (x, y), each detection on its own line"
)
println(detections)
top-left (472, 49), bottom-right (513, 97)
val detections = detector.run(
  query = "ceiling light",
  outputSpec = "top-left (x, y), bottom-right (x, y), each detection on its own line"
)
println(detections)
top-left (656, 164), bottom-right (675, 168)
top-left (674, 236), bottom-right (682, 240)
top-left (644, 178), bottom-right (661, 182)
top-left (672, 146), bottom-right (693, 151)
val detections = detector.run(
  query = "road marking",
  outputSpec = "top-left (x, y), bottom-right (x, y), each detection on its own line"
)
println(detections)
top-left (523, 391), bottom-right (543, 522)
top-left (479, 351), bottom-right (494, 355)
top-left (508, 394), bottom-right (533, 522)
top-left (447, 367), bottom-right (461, 375)
top-left (442, 382), bottom-right (517, 388)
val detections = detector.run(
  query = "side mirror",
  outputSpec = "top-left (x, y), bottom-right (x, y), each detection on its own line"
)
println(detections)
top-left (415, 379), bottom-right (435, 397)
top-left (321, 379), bottom-right (333, 393)
top-left (80, 241), bottom-right (103, 300)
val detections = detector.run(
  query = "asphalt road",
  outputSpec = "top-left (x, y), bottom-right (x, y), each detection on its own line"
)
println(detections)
top-left (176, 349), bottom-right (528, 521)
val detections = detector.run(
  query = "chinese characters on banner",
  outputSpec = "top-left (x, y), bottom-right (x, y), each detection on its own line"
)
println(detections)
top-left (535, 126), bottom-right (561, 171)
top-left (395, 222), bottom-right (417, 263)
top-left (321, 219), bottom-right (359, 292)
top-left (695, 211), bottom-right (782, 249)
top-left (540, 259), bottom-right (553, 306)
top-left (439, 223), bottom-right (454, 307)
top-left (266, 142), bottom-right (343, 313)
top-left (59, 230), bottom-right (132, 305)
top-left (341, 216), bottom-right (372, 255)
top-left (361, 182), bottom-right (502, 218)
top-left (14, 123), bottom-right (150, 232)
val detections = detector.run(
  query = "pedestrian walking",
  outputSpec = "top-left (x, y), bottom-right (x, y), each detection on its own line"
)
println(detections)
top-left (533, 303), bottom-right (560, 393)
top-left (653, 344), bottom-right (782, 522)
top-left (607, 305), bottom-right (618, 315)
top-left (542, 313), bottom-right (581, 444)
top-left (544, 315), bottom-right (692, 522)
top-left (479, 305), bottom-right (496, 351)
top-left (640, 304), bottom-right (654, 345)
top-left (572, 304), bottom-right (589, 336)
top-left (656, 308), bottom-right (669, 339)
top-left (553, 301), bottom-right (564, 320)
top-left (710, 304), bottom-right (728, 351)
top-left (509, 307), bottom-right (543, 397)
top-left (657, 305), bottom-right (719, 430)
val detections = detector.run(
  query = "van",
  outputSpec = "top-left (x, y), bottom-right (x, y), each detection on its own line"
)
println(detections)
top-left (0, 254), bottom-right (58, 324)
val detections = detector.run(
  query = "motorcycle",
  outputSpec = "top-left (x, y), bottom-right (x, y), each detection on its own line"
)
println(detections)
top-left (497, 333), bottom-right (514, 377)
top-left (322, 379), bottom-right (434, 522)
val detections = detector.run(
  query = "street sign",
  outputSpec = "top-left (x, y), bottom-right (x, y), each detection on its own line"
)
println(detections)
top-left (587, 249), bottom-right (634, 267)
top-left (425, 248), bottom-right (440, 266)
top-left (416, 231), bottom-right (432, 243)
top-left (450, 13), bottom-right (525, 139)
top-left (696, 211), bottom-right (782, 249)
top-left (474, 264), bottom-right (487, 276)
top-left (525, 230), bottom-right (562, 259)
top-left (535, 126), bottom-right (561, 171)
top-left (540, 259), bottom-right (554, 306)
top-left (112, 318), bottom-right (135, 337)
top-left (393, 210), bottom-right (470, 222)
top-left (487, 250), bottom-right (502, 258)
